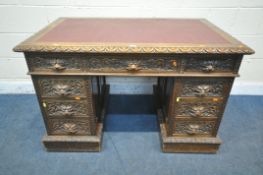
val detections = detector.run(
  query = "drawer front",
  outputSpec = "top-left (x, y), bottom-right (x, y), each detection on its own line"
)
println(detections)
top-left (48, 118), bottom-right (91, 135)
top-left (43, 100), bottom-right (92, 118)
top-left (174, 101), bottom-right (222, 119)
top-left (36, 77), bottom-right (89, 98)
top-left (26, 53), bottom-right (179, 73)
top-left (83, 56), bottom-right (178, 72)
top-left (183, 56), bottom-right (237, 73)
top-left (27, 56), bottom-right (83, 72)
top-left (177, 78), bottom-right (233, 97)
top-left (172, 120), bottom-right (216, 136)
top-left (26, 53), bottom-right (241, 75)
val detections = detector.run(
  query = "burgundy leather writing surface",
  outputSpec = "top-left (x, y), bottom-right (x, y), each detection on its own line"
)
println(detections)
top-left (37, 18), bottom-right (230, 44)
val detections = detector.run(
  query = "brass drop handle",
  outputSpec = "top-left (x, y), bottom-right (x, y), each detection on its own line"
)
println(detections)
top-left (187, 124), bottom-right (200, 135)
top-left (63, 123), bottom-right (77, 134)
top-left (126, 63), bottom-right (141, 71)
top-left (52, 63), bottom-right (66, 71)
top-left (202, 65), bottom-right (215, 72)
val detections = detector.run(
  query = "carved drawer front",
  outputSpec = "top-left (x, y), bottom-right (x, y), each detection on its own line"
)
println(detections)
top-left (183, 56), bottom-right (237, 73)
top-left (37, 77), bottom-right (89, 98)
top-left (25, 53), bottom-right (179, 73)
top-left (177, 78), bottom-right (233, 98)
top-left (27, 56), bottom-right (83, 72)
top-left (48, 118), bottom-right (91, 135)
top-left (83, 56), bottom-right (179, 73)
top-left (172, 120), bottom-right (216, 137)
top-left (43, 100), bottom-right (93, 118)
top-left (174, 102), bottom-right (222, 119)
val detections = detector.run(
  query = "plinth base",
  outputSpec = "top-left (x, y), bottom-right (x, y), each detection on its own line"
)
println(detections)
top-left (42, 124), bottom-right (103, 152)
top-left (159, 123), bottom-right (221, 153)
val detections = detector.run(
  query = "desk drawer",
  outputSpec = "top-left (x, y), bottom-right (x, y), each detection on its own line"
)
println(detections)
top-left (27, 56), bottom-right (83, 72)
top-left (36, 76), bottom-right (90, 98)
top-left (183, 56), bottom-right (239, 73)
top-left (83, 56), bottom-right (179, 73)
top-left (26, 53), bottom-right (241, 76)
top-left (174, 101), bottom-right (222, 119)
top-left (42, 100), bottom-right (93, 118)
top-left (47, 118), bottom-right (92, 135)
top-left (172, 119), bottom-right (216, 137)
top-left (176, 77), bottom-right (233, 98)
top-left (26, 53), bottom-right (179, 73)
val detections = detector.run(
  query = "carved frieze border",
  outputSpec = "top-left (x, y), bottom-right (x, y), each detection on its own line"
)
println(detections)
top-left (14, 44), bottom-right (254, 54)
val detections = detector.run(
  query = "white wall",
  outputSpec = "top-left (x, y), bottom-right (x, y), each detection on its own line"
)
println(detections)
top-left (0, 0), bottom-right (263, 94)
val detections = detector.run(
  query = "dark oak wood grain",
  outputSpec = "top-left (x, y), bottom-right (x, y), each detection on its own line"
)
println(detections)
top-left (13, 18), bottom-right (253, 153)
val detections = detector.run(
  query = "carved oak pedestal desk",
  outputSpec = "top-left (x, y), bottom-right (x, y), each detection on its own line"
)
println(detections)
top-left (13, 18), bottom-right (254, 153)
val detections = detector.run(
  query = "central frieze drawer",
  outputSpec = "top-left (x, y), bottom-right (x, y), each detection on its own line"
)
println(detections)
top-left (25, 53), bottom-right (179, 73)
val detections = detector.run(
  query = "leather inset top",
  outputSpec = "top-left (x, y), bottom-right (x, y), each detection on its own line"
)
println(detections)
top-left (38, 18), bottom-right (230, 44)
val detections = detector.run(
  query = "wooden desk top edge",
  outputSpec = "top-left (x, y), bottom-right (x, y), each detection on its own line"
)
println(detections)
top-left (13, 17), bottom-right (254, 55)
